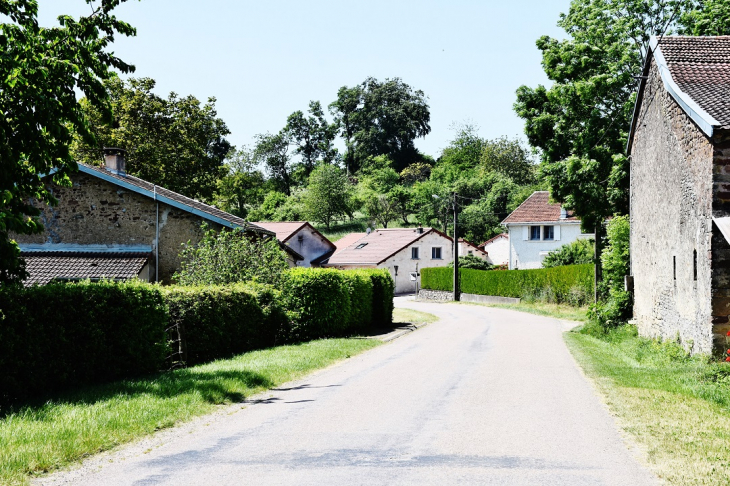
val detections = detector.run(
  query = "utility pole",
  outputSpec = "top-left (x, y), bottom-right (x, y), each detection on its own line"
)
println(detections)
top-left (453, 192), bottom-right (460, 302)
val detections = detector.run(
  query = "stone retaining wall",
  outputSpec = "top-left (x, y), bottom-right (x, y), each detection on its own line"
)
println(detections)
top-left (418, 289), bottom-right (520, 305)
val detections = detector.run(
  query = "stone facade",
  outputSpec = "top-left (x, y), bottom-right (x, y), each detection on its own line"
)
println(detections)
top-left (630, 58), bottom-right (723, 353)
top-left (15, 172), bottom-right (212, 283)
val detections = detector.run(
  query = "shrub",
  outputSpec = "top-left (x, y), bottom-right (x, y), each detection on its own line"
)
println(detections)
top-left (542, 238), bottom-right (594, 268)
top-left (162, 284), bottom-right (285, 366)
top-left (590, 215), bottom-right (632, 327)
top-left (0, 280), bottom-right (168, 407)
top-left (421, 264), bottom-right (594, 306)
top-left (352, 268), bottom-right (394, 326)
top-left (448, 254), bottom-right (495, 271)
top-left (341, 270), bottom-right (373, 332)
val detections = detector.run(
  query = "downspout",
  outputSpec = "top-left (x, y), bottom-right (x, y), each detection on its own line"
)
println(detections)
top-left (155, 184), bottom-right (159, 283)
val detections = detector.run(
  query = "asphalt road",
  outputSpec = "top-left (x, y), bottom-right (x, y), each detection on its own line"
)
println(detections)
top-left (39, 298), bottom-right (658, 486)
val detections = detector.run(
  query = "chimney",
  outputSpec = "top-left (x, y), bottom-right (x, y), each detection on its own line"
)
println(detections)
top-left (560, 207), bottom-right (567, 219)
top-left (417, 227), bottom-right (424, 234)
top-left (104, 147), bottom-right (126, 176)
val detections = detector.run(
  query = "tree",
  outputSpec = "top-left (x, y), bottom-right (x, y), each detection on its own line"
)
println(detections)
top-left (330, 77), bottom-right (431, 172)
top-left (72, 77), bottom-right (232, 202)
top-left (439, 124), bottom-right (486, 172)
top-left (542, 238), bottom-right (595, 268)
top-left (213, 147), bottom-right (267, 218)
top-left (448, 255), bottom-right (494, 271)
top-left (303, 165), bottom-right (352, 229)
top-left (389, 185), bottom-right (414, 226)
top-left (481, 136), bottom-right (535, 185)
top-left (514, 0), bottom-right (708, 230)
top-left (0, 0), bottom-right (136, 284)
top-left (680, 0), bottom-right (730, 35)
top-left (175, 225), bottom-right (289, 287)
top-left (400, 162), bottom-right (432, 185)
top-left (254, 131), bottom-right (295, 195)
top-left (286, 100), bottom-right (338, 177)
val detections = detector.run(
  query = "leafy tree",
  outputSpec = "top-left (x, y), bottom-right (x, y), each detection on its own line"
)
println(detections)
top-left (514, 0), bottom-right (704, 230)
top-left (248, 191), bottom-right (288, 221)
top-left (213, 147), bottom-right (267, 218)
top-left (400, 162), bottom-right (432, 185)
top-left (589, 215), bottom-right (631, 327)
top-left (330, 77), bottom-right (431, 172)
top-left (448, 255), bottom-right (494, 271)
top-left (175, 225), bottom-right (289, 286)
top-left (72, 77), bottom-right (231, 202)
top-left (285, 100), bottom-right (338, 177)
top-left (0, 0), bottom-right (136, 284)
top-left (438, 124), bottom-right (486, 172)
top-left (254, 131), bottom-right (295, 195)
top-left (389, 185), bottom-right (414, 226)
top-left (481, 136), bottom-right (535, 185)
top-left (680, 0), bottom-right (730, 35)
top-left (303, 165), bottom-right (352, 229)
top-left (542, 238), bottom-right (595, 268)
top-left (364, 193), bottom-right (398, 229)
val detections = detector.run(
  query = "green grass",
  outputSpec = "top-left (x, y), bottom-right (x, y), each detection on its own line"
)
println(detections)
top-left (0, 338), bottom-right (380, 485)
top-left (456, 300), bottom-right (589, 322)
top-left (566, 325), bottom-right (730, 485)
top-left (392, 307), bottom-right (439, 325)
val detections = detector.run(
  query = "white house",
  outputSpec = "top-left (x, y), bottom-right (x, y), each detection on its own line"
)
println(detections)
top-left (458, 239), bottom-right (490, 261)
top-left (252, 221), bottom-right (336, 268)
top-left (323, 227), bottom-right (453, 294)
top-left (478, 234), bottom-right (509, 266)
top-left (501, 192), bottom-right (593, 270)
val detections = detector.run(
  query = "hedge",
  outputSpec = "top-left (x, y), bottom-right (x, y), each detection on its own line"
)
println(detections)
top-left (162, 284), bottom-right (286, 366)
top-left (421, 264), bottom-right (594, 306)
top-left (0, 280), bottom-right (168, 407)
top-left (355, 268), bottom-right (394, 326)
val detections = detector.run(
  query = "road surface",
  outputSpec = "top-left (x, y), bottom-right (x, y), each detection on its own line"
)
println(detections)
top-left (39, 298), bottom-right (658, 486)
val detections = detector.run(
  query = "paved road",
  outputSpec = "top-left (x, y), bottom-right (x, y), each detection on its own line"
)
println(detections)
top-left (39, 298), bottom-right (658, 486)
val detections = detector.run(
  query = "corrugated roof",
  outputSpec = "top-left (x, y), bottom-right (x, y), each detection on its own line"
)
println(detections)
top-left (501, 192), bottom-right (579, 224)
top-left (327, 228), bottom-right (451, 265)
top-left (21, 251), bottom-right (149, 286)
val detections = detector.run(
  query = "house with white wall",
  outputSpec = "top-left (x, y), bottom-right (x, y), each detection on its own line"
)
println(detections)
top-left (458, 239), bottom-right (490, 261)
top-left (323, 227), bottom-right (453, 294)
top-left (502, 192), bottom-right (593, 270)
top-left (478, 234), bottom-right (509, 266)
top-left (253, 221), bottom-right (336, 268)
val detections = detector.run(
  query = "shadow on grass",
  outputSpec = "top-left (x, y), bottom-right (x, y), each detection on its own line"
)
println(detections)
top-left (0, 367), bottom-right (275, 420)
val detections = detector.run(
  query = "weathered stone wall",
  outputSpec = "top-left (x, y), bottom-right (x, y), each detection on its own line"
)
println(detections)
top-left (14, 172), bottom-right (211, 283)
top-left (418, 289), bottom-right (452, 301)
top-left (711, 129), bottom-right (730, 351)
top-left (630, 59), bottom-right (715, 353)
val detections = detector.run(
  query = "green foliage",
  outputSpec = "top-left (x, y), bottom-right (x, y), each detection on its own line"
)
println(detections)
top-left (0, 280), bottom-right (168, 407)
top-left (356, 268), bottom-right (395, 326)
top-left (400, 162), bottom-right (432, 185)
top-left (72, 77), bottom-right (231, 202)
top-left (303, 164), bottom-right (352, 229)
top-left (341, 271), bottom-right (373, 332)
top-left (438, 123), bottom-right (486, 171)
top-left (449, 255), bottom-right (494, 271)
top-left (680, 0), bottom-right (730, 35)
top-left (543, 238), bottom-right (594, 268)
top-left (253, 131), bottom-right (295, 195)
top-left (175, 226), bottom-right (289, 287)
top-left (161, 284), bottom-right (286, 366)
top-left (422, 264), bottom-right (595, 306)
top-left (285, 100), bottom-right (338, 176)
top-left (481, 136), bottom-right (536, 185)
top-left (0, 0), bottom-right (136, 284)
top-left (213, 147), bottom-right (268, 218)
top-left (590, 215), bottom-right (631, 327)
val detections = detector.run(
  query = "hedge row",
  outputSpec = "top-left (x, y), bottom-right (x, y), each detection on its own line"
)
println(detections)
top-left (0, 268), bottom-right (394, 407)
top-left (421, 264), bottom-right (594, 306)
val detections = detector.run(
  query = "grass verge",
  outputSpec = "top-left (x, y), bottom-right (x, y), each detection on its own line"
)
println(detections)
top-left (392, 307), bottom-right (439, 325)
top-left (566, 325), bottom-right (730, 485)
top-left (455, 300), bottom-right (588, 322)
top-left (0, 338), bottom-right (380, 486)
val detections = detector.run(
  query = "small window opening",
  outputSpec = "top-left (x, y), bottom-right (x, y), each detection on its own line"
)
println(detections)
top-left (693, 249), bottom-right (698, 281)
top-left (411, 247), bottom-right (419, 260)
top-left (673, 256), bottom-right (676, 281)
top-left (432, 247), bottom-right (442, 259)
top-left (543, 225), bottom-right (554, 241)
top-left (530, 226), bottom-right (541, 240)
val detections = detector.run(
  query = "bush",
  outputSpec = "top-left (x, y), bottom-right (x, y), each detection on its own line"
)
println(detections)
top-left (591, 215), bottom-right (632, 327)
top-left (542, 238), bottom-right (594, 268)
top-left (341, 270), bottom-right (373, 332)
top-left (162, 284), bottom-right (286, 366)
top-left (448, 254), bottom-right (495, 271)
top-left (0, 280), bottom-right (168, 407)
top-left (421, 264), bottom-right (594, 306)
top-left (362, 268), bottom-right (395, 326)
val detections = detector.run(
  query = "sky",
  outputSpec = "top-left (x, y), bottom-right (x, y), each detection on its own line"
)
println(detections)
top-left (37, 0), bottom-right (571, 158)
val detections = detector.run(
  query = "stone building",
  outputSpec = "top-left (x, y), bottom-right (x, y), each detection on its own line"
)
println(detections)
top-left (501, 191), bottom-right (593, 270)
top-left (16, 149), bottom-right (273, 284)
top-left (628, 36), bottom-right (730, 354)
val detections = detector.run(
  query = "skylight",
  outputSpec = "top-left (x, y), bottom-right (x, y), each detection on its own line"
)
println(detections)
top-left (355, 243), bottom-right (368, 249)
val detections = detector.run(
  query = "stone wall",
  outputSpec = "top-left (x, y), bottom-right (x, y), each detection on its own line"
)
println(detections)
top-left (711, 129), bottom-right (730, 350)
top-left (630, 58), bottom-right (715, 353)
top-left (15, 172), bottom-right (212, 283)
top-left (418, 289), bottom-right (452, 301)
top-left (417, 290), bottom-right (520, 305)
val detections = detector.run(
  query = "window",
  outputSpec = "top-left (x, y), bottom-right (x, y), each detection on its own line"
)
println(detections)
top-left (673, 256), bottom-right (676, 281)
top-left (355, 243), bottom-right (368, 249)
top-left (432, 247), bottom-right (442, 259)
top-left (543, 226), bottom-right (554, 241)
top-left (411, 247), bottom-right (420, 260)
top-left (694, 249), bottom-right (698, 281)
top-left (530, 226), bottom-right (541, 240)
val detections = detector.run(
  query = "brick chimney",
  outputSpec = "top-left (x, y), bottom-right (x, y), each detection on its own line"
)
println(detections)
top-left (103, 147), bottom-right (126, 176)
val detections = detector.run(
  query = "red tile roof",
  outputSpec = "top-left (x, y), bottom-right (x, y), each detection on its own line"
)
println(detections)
top-left (327, 228), bottom-right (451, 265)
top-left (252, 221), bottom-right (311, 243)
top-left (479, 233), bottom-right (508, 248)
top-left (332, 232), bottom-right (367, 253)
top-left (658, 36), bottom-right (730, 129)
top-left (501, 192), bottom-right (579, 224)
top-left (21, 251), bottom-right (149, 286)
top-left (459, 238), bottom-right (488, 256)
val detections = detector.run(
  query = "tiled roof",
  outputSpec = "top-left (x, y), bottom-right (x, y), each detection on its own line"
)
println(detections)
top-left (21, 251), bottom-right (149, 286)
top-left (479, 233), bottom-right (508, 248)
top-left (327, 228), bottom-right (451, 265)
top-left (658, 36), bottom-right (730, 129)
top-left (459, 238), bottom-right (488, 256)
top-left (252, 221), bottom-right (335, 250)
top-left (501, 192), bottom-right (579, 224)
top-left (332, 232), bottom-right (368, 254)
top-left (79, 164), bottom-right (273, 235)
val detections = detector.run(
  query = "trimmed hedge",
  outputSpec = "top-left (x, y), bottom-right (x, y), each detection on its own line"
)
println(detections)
top-left (421, 264), bottom-right (594, 306)
top-left (356, 268), bottom-right (394, 326)
top-left (0, 281), bottom-right (168, 406)
top-left (162, 284), bottom-right (286, 366)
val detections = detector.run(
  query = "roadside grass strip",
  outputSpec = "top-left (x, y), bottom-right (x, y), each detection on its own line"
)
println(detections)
top-left (0, 338), bottom-right (380, 486)
top-left (457, 300), bottom-right (589, 322)
top-left (565, 326), bottom-right (730, 486)
top-left (392, 307), bottom-right (439, 325)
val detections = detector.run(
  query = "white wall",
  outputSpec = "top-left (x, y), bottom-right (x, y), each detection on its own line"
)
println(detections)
top-left (482, 237), bottom-right (509, 266)
top-left (458, 241), bottom-right (490, 261)
top-left (507, 223), bottom-right (592, 270)
top-left (380, 231), bottom-right (454, 294)
top-left (285, 226), bottom-right (334, 267)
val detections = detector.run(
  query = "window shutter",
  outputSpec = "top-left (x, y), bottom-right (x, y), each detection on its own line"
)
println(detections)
top-left (554, 225), bottom-right (561, 241)
top-left (522, 226), bottom-right (528, 241)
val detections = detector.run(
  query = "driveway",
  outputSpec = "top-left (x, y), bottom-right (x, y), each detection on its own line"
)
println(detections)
top-left (39, 297), bottom-right (658, 486)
